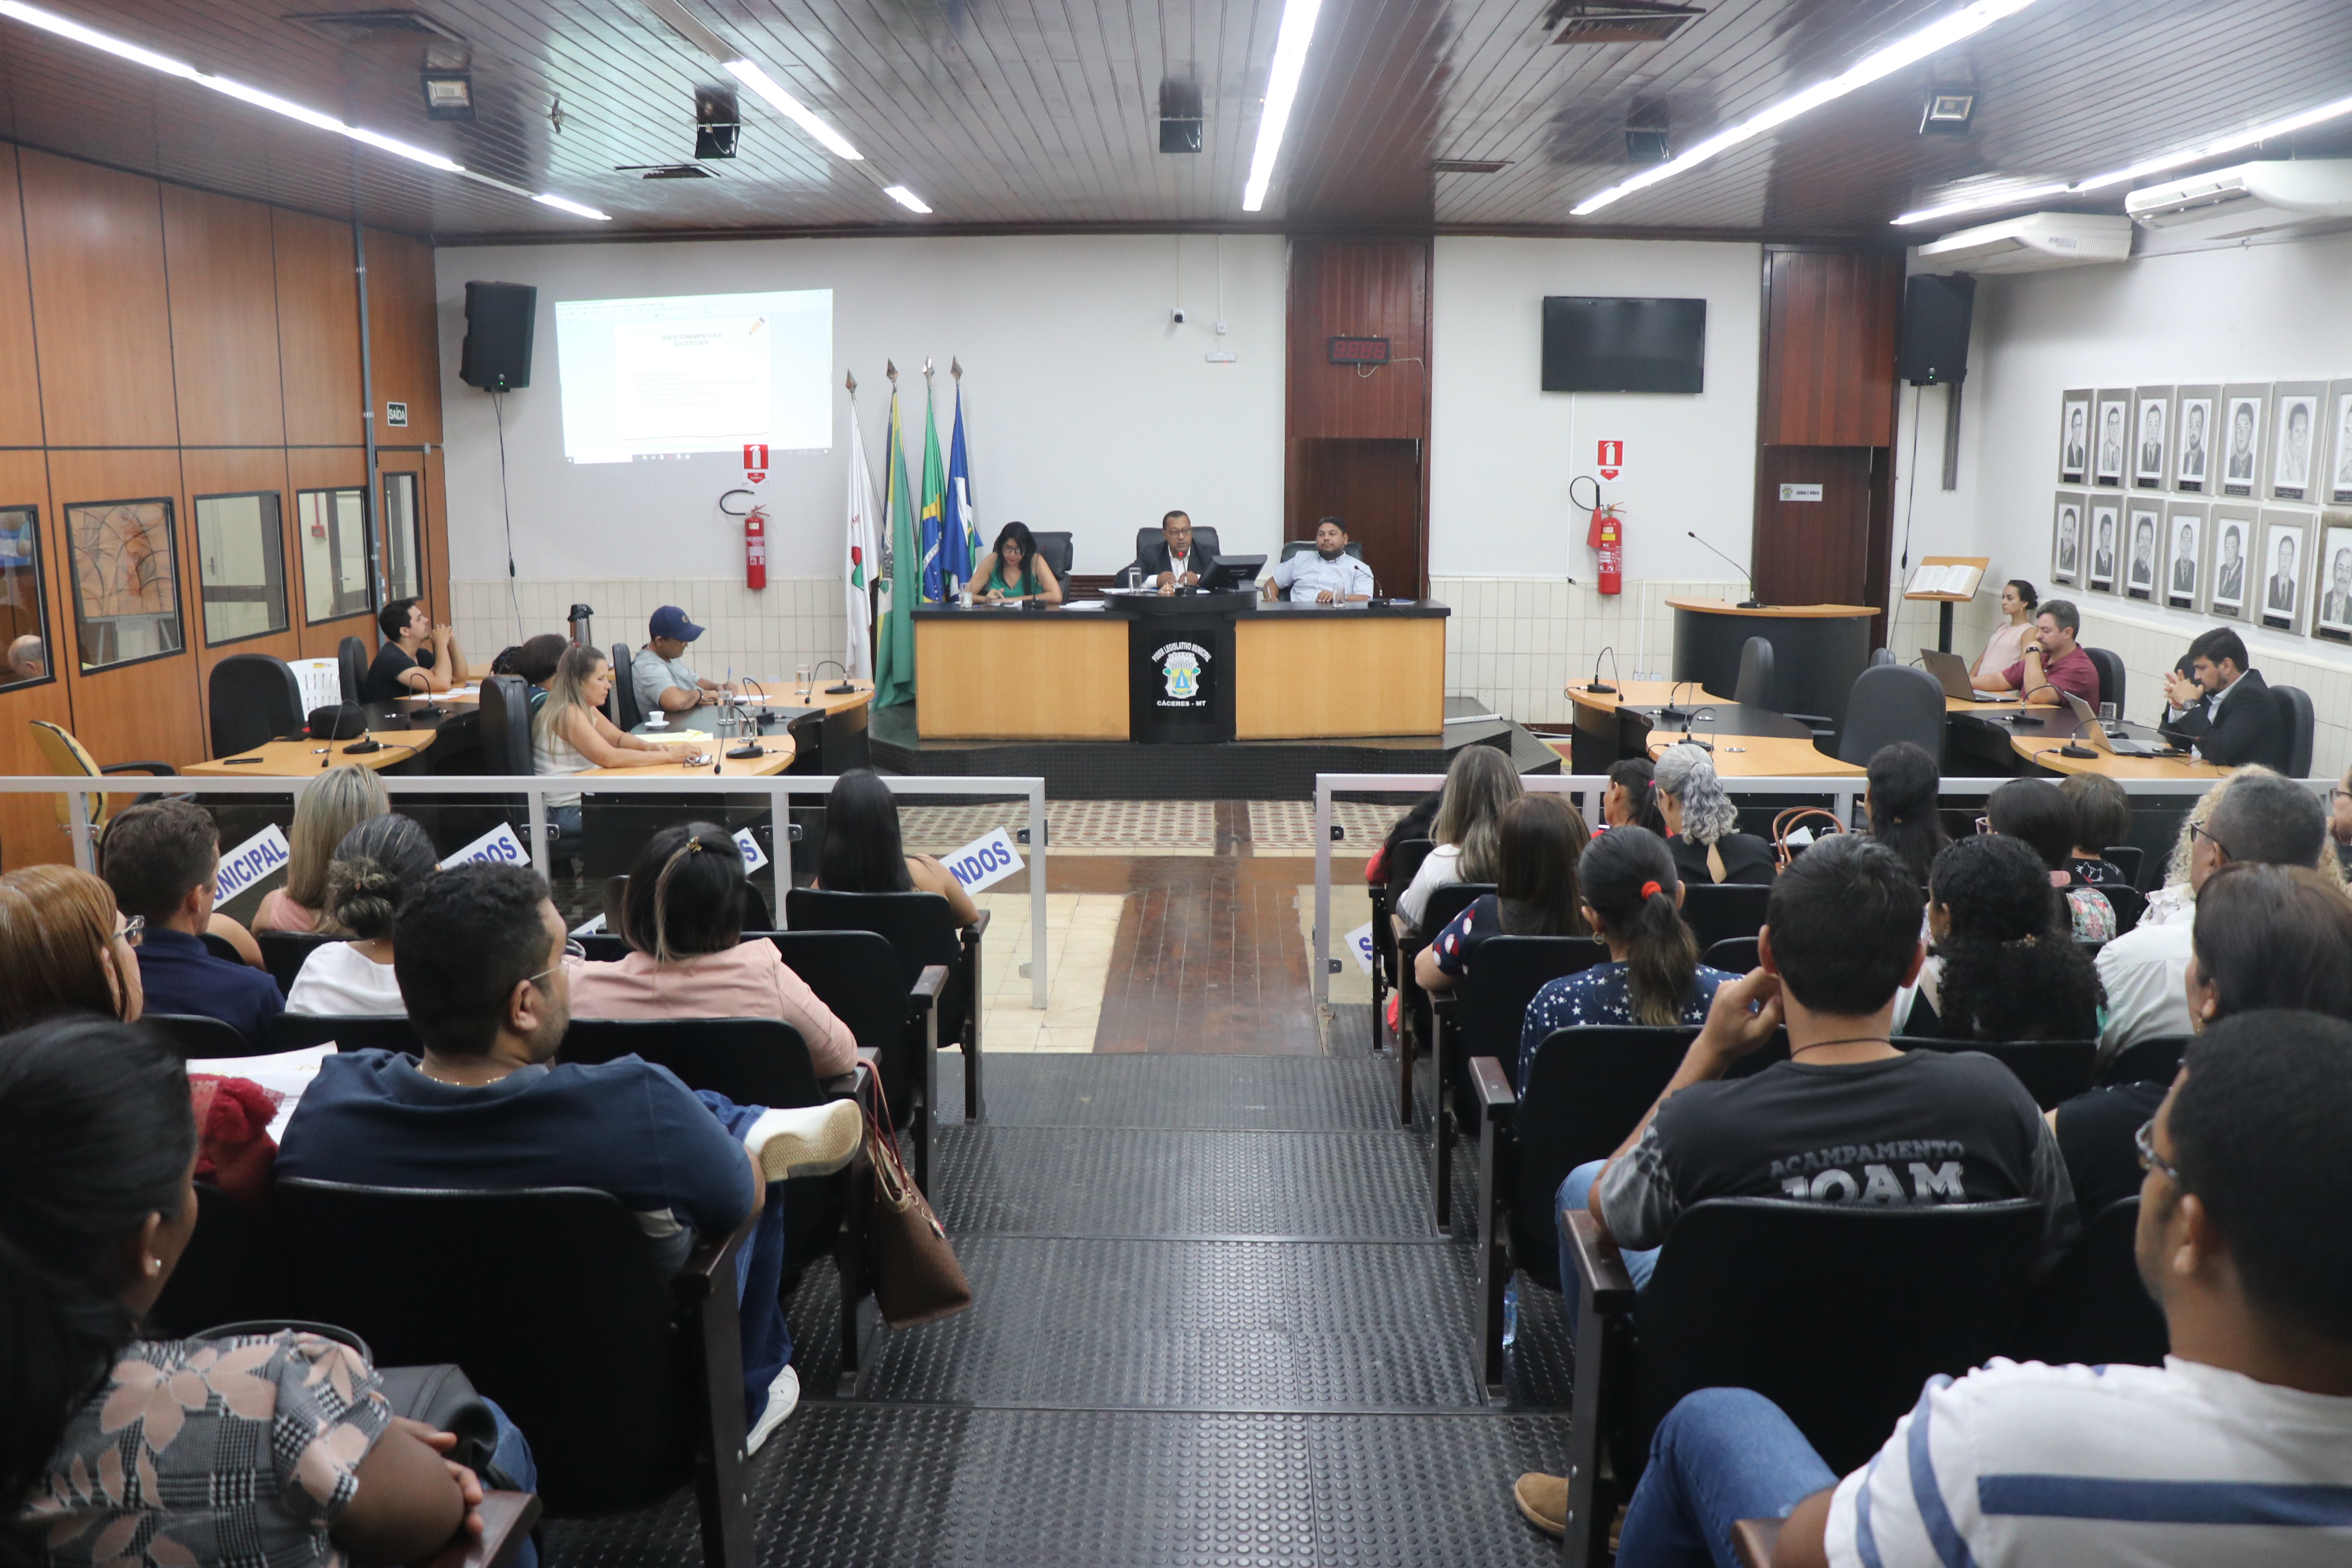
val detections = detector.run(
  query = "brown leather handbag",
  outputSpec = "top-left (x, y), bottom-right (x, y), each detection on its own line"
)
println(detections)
top-left (1771, 806), bottom-right (1847, 870)
top-left (863, 1082), bottom-right (973, 1327)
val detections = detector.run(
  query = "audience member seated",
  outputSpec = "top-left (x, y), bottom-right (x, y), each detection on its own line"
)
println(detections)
top-left (358, 595), bottom-right (471, 702)
top-left (1591, 1015), bottom-right (2352, 1568)
top-left (535, 645), bottom-right (688, 837)
top-left (632, 605), bottom-right (734, 715)
top-left (2, 1015), bottom-right (515, 1568)
top-left (0, 865), bottom-right (141, 1030)
top-left (1971, 596), bottom-right (2100, 704)
top-left (2059, 862), bottom-right (2352, 1217)
top-left (1985, 778), bottom-right (2116, 942)
top-left (571, 822), bottom-right (856, 1076)
top-left (508, 631), bottom-right (569, 716)
top-left (7, 632), bottom-right (46, 682)
top-left (253, 766), bottom-right (388, 935)
top-left (2098, 771), bottom-right (2328, 1052)
top-left (286, 815), bottom-right (439, 1017)
top-left (2160, 626), bottom-right (2291, 770)
top-left (1902, 835), bottom-right (2103, 1043)
top-left (2060, 771), bottom-right (2134, 887)
top-left (1969, 577), bottom-right (2037, 684)
top-left (1511, 835), bottom-right (2077, 1538)
top-left (1416, 794), bottom-right (1590, 994)
top-left (1514, 827), bottom-right (1736, 1089)
top-left (1364, 789), bottom-right (1441, 888)
top-left (1863, 740), bottom-right (1949, 887)
top-left (816, 767), bottom-right (981, 927)
top-left (1654, 742), bottom-right (1776, 886)
top-left (1602, 757), bottom-right (1669, 836)
top-left (275, 863), bottom-right (863, 1455)
top-left (1394, 744), bottom-right (1521, 933)
top-left (964, 520), bottom-right (1065, 605)
top-left (2334, 760), bottom-right (2352, 875)
top-left (99, 799), bottom-right (282, 1045)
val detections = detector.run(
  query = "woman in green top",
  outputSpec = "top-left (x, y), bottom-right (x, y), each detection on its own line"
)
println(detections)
top-left (965, 521), bottom-right (1064, 605)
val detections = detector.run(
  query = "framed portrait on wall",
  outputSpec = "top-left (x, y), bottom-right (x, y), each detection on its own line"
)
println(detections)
top-left (2220, 384), bottom-right (2268, 498)
top-left (2093, 388), bottom-right (2132, 486)
top-left (2258, 509), bottom-right (2312, 634)
top-left (2058, 390), bottom-right (2093, 482)
top-left (2124, 504), bottom-right (2162, 600)
top-left (2269, 382), bottom-right (2324, 502)
top-left (2207, 505), bottom-right (2255, 620)
top-left (2051, 491), bottom-right (2085, 585)
top-left (2174, 385), bottom-right (2217, 493)
top-left (2086, 498), bottom-right (2122, 593)
top-left (2132, 387), bottom-right (2171, 488)
top-left (2164, 502), bottom-right (2206, 611)
top-left (2324, 380), bottom-right (2352, 507)
top-left (2313, 516), bottom-right (2352, 643)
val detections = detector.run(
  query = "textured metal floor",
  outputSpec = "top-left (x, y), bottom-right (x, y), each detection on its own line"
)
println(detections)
top-left (544, 1049), bottom-right (1573, 1567)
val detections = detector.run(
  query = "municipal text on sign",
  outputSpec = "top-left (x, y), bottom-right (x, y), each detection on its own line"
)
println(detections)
top-left (215, 825), bottom-right (292, 902)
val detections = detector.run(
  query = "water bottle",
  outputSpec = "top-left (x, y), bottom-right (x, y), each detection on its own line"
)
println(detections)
top-left (1502, 1278), bottom-right (1520, 1350)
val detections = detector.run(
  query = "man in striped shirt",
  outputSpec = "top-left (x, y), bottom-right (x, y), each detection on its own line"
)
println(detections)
top-left (1604, 1011), bottom-right (2352, 1567)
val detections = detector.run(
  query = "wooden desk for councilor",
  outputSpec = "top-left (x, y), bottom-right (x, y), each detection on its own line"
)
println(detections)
top-left (185, 730), bottom-right (439, 776)
top-left (1942, 697), bottom-right (2231, 780)
top-left (1563, 678), bottom-right (1864, 776)
top-left (586, 731), bottom-right (799, 778)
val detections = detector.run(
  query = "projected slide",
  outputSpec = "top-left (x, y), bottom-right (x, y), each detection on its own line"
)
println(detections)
top-left (554, 289), bottom-right (831, 463)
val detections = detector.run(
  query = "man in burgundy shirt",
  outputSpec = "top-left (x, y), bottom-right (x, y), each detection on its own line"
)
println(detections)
top-left (1976, 597), bottom-right (2101, 705)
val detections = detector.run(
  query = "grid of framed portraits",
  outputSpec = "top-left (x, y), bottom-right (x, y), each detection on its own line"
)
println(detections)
top-left (2059, 381), bottom-right (2352, 501)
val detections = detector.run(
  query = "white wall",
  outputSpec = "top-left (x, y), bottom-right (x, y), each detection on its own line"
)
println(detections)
top-left (433, 234), bottom-right (1286, 588)
top-left (1429, 237), bottom-right (1763, 583)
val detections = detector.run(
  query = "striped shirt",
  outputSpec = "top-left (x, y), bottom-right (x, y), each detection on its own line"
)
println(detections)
top-left (1827, 1357), bottom-right (2352, 1567)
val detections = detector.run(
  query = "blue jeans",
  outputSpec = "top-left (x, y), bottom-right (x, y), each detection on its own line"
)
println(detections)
top-left (1614, 1389), bottom-right (1837, 1568)
top-left (550, 804), bottom-right (582, 839)
top-left (482, 1397), bottom-right (541, 1568)
top-left (1556, 1159), bottom-right (1660, 1336)
top-left (694, 1091), bottom-right (795, 1430)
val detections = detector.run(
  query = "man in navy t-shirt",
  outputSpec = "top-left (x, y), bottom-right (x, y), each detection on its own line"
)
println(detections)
top-left (99, 798), bottom-right (283, 1045)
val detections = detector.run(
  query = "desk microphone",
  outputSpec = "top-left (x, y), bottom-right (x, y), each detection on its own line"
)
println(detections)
top-left (1685, 531), bottom-right (1766, 609)
top-left (1658, 679), bottom-right (1698, 726)
top-left (1584, 645), bottom-right (1620, 695)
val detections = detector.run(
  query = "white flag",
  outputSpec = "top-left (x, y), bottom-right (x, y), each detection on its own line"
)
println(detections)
top-left (844, 396), bottom-right (881, 678)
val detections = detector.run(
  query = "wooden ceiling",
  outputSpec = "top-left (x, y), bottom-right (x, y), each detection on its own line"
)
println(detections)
top-left (2, 0), bottom-right (2350, 242)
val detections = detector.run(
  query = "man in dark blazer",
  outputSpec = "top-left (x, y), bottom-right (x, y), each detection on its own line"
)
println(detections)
top-left (2160, 627), bottom-right (2291, 770)
top-left (1137, 509), bottom-right (1218, 594)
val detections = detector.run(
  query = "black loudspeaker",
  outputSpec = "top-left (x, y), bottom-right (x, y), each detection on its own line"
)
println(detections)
top-left (1897, 273), bottom-right (1975, 387)
top-left (459, 281), bottom-right (537, 391)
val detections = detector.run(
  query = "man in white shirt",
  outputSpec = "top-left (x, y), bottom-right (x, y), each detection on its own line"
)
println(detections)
top-left (1265, 517), bottom-right (1375, 604)
top-left (2096, 772), bottom-right (2327, 1053)
top-left (1595, 1012), bottom-right (2352, 1568)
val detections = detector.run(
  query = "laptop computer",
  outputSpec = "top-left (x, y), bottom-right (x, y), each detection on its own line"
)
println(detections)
top-left (2059, 689), bottom-right (2171, 757)
top-left (1920, 648), bottom-right (2016, 703)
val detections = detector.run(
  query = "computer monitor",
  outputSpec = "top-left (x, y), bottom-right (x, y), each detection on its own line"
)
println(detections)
top-left (1202, 554), bottom-right (1265, 592)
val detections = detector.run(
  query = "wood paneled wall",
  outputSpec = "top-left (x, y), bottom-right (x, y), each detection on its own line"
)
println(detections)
top-left (0, 143), bottom-right (447, 868)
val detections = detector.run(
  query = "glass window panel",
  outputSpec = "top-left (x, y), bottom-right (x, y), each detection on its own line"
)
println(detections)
top-left (195, 492), bottom-right (288, 645)
top-left (66, 498), bottom-right (183, 672)
top-left (299, 488), bottom-right (372, 623)
top-left (383, 472), bottom-right (422, 604)
top-left (0, 505), bottom-right (52, 690)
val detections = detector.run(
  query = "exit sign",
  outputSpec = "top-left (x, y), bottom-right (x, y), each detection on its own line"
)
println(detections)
top-left (1328, 336), bottom-right (1390, 364)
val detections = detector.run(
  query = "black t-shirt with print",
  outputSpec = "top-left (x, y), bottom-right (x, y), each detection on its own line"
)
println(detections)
top-left (1595, 1049), bottom-right (2077, 1264)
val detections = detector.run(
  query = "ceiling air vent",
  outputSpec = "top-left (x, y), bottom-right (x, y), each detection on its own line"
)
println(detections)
top-left (286, 9), bottom-right (464, 43)
top-left (1546, 2), bottom-right (1704, 44)
top-left (1433, 159), bottom-right (1512, 175)
top-left (616, 164), bottom-right (718, 180)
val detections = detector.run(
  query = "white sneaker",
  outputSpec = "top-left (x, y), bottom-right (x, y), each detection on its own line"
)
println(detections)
top-left (742, 1101), bottom-right (862, 1182)
top-left (745, 1363), bottom-right (800, 1456)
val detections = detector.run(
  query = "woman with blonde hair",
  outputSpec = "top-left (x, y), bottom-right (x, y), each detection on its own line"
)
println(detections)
top-left (534, 644), bottom-right (691, 835)
top-left (253, 766), bottom-right (389, 935)
top-left (1653, 741), bottom-right (1776, 884)
top-left (1396, 745), bottom-right (1523, 932)
top-left (0, 865), bottom-right (142, 1030)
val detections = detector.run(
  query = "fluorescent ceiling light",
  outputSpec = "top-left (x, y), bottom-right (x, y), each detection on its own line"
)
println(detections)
top-left (533, 193), bottom-right (612, 220)
top-left (1570, 0), bottom-right (2045, 217)
top-left (1241, 0), bottom-right (1325, 213)
top-left (882, 185), bottom-right (932, 214)
top-left (0, 0), bottom-right (607, 214)
top-left (724, 58), bottom-right (863, 161)
top-left (1893, 88), bottom-right (2352, 224)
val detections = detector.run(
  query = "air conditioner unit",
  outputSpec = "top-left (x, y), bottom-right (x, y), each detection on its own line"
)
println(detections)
top-left (2124, 159), bottom-right (2352, 242)
top-left (1915, 212), bottom-right (2134, 275)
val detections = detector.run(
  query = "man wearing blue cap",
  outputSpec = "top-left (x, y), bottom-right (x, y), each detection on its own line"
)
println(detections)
top-left (633, 605), bottom-right (735, 715)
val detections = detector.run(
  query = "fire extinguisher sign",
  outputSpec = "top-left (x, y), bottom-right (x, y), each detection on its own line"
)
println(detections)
top-left (1597, 440), bottom-right (1623, 480)
top-left (743, 443), bottom-right (768, 485)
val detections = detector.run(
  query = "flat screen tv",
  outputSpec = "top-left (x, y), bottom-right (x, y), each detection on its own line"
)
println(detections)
top-left (1541, 296), bottom-right (1707, 393)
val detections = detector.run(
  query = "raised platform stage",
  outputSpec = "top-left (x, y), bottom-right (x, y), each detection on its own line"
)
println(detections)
top-left (872, 697), bottom-right (1560, 799)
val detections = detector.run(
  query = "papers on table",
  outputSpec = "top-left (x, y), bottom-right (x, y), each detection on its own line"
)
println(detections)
top-left (187, 1044), bottom-right (335, 1142)
top-left (1904, 562), bottom-right (1985, 597)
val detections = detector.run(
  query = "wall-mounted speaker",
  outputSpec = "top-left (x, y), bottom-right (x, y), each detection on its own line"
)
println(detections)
top-left (459, 281), bottom-right (537, 391)
top-left (1896, 273), bottom-right (1974, 387)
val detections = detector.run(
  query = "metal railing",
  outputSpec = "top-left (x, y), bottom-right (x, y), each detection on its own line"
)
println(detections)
top-left (2, 771), bottom-right (1051, 1010)
top-left (1309, 770), bottom-right (2285, 1004)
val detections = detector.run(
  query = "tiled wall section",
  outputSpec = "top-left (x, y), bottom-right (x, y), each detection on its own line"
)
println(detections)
top-left (451, 577), bottom-right (854, 688)
top-left (1433, 576), bottom-right (1750, 724)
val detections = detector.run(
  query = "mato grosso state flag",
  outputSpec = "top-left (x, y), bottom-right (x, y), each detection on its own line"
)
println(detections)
top-left (945, 377), bottom-right (981, 589)
top-left (842, 390), bottom-right (880, 678)
top-left (873, 383), bottom-right (920, 707)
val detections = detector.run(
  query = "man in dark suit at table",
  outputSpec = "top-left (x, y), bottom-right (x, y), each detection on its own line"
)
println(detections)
top-left (2160, 627), bottom-right (2290, 770)
top-left (1138, 509), bottom-right (1217, 594)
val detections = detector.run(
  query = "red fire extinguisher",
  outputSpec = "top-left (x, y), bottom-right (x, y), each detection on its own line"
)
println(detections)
top-left (744, 508), bottom-right (767, 590)
top-left (1590, 502), bottom-right (1623, 596)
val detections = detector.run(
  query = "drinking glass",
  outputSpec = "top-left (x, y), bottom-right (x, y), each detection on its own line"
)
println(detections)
top-left (2098, 702), bottom-right (2118, 723)
top-left (796, 665), bottom-right (813, 701)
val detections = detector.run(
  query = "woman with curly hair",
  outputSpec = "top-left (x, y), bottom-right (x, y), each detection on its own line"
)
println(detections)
top-left (1906, 834), bottom-right (2103, 1042)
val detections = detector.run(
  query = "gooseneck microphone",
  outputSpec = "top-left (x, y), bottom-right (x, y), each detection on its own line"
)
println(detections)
top-left (1686, 531), bottom-right (1766, 609)
top-left (1585, 645), bottom-right (1620, 695)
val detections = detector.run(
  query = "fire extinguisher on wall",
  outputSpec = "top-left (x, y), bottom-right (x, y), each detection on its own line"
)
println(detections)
top-left (1574, 475), bottom-right (1623, 596)
top-left (744, 507), bottom-right (767, 590)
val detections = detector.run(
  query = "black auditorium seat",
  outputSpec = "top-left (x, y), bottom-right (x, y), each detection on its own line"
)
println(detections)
top-left (208, 654), bottom-right (305, 756)
top-left (1894, 1035), bottom-right (2096, 1110)
top-left (142, 1012), bottom-right (262, 1060)
top-left (787, 887), bottom-right (987, 1122)
top-left (1395, 881), bottom-right (1493, 1126)
top-left (2017, 1196), bottom-right (2167, 1369)
top-left (256, 930), bottom-right (337, 994)
top-left (337, 636), bottom-right (370, 703)
top-left (1679, 882), bottom-right (1770, 949)
top-left (1371, 838), bottom-right (1436, 1050)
